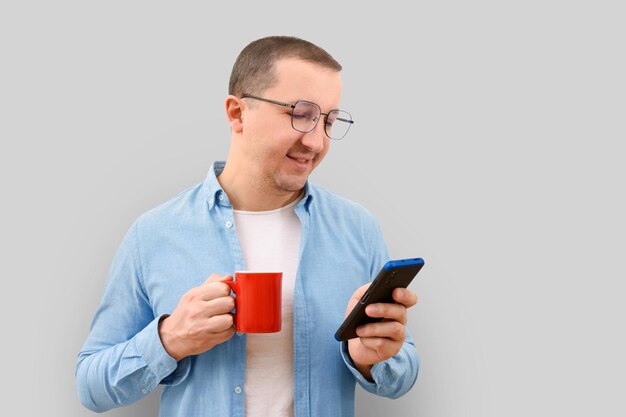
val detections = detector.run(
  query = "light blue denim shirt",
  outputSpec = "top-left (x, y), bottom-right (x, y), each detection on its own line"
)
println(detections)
top-left (76, 161), bottom-right (419, 417)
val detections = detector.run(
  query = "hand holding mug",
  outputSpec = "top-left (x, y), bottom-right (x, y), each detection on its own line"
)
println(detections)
top-left (158, 274), bottom-right (235, 361)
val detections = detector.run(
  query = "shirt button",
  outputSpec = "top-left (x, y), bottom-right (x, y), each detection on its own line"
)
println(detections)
top-left (234, 386), bottom-right (242, 394)
top-left (219, 194), bottom-right (225, 201)
top-left (225, 221), bottom-right (233, 228)
top-left (209, 199), bottom-right (214, 205)
top-left (141, 388), bottom-right (148, 394)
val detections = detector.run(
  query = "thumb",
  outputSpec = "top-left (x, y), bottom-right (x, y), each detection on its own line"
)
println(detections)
top-left (345, 283), bottom-right (371, 316)
top-left (351, 283), bottom-right (371, 301)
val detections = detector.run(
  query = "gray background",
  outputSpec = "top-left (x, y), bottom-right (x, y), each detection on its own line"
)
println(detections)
top-left (1, 1), bottom-right (624, 416)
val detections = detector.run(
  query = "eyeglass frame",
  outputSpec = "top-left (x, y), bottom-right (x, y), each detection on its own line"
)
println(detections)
top-left (240, 94), bottom-right (354, 140)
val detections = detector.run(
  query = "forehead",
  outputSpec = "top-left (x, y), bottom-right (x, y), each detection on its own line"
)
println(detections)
top-left (266, 58), bottom-right (343, 111)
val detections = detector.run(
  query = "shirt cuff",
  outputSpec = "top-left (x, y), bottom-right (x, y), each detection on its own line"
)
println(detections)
top-left (339, 340), bottom-right (420, 398)
top-left (339, 341), bottom-right (377, 390)
top-left (133, 315), bottom-right (192, 387)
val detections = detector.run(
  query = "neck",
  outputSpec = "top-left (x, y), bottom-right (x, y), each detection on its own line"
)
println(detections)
top-left (218, 159), bottom-right (304, 211)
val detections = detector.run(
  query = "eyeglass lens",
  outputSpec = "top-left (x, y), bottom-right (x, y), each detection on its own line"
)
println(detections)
top-left (291, 101), bottom-right (352, 140)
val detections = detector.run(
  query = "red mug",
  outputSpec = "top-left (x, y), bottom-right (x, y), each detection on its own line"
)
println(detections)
top-left (226, 271), bottom-right (283, 333)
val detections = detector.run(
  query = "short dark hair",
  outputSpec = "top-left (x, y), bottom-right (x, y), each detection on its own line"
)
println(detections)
top-left (228, 36), bottom-right (342, 98)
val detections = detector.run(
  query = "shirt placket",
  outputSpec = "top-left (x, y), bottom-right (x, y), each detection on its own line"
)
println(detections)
top-left (214, 191), bottom-right (247, 417)
top-left (293, 203), bottom-right (311, 417)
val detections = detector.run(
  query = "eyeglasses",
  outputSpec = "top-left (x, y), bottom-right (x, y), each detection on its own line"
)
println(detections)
top-left (241, 94), bottom-right (354, 140)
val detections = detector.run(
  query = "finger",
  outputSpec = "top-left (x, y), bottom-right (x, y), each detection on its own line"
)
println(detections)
top-left (195, 281), bottom-right (232, 301)
top-left (205, 313), bottom-right (235, 333)
top-left (358, 336), bottom-right (402, 359)
top-left (213, 326), bottom-right (236, 344)
top-left (345, 283), bottom-right (372, 316)
top-left (365, 303), bottom-right (407, 324)
top-left (201, 296), bottom-right (235, 317)
top-left (189, 274), bottom-right (233, 301)
top-left (392, 288), bottom-right (418, 308)
top-left (356, 320), bottom-right (406, 341)
top-left (350, 283), bottom-right (371, 302)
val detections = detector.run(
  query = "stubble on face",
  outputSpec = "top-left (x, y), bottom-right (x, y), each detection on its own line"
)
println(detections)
top-left (250, 142), bottom-right (320, 195)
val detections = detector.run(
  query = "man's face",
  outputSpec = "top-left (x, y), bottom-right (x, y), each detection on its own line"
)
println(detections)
top-left (239, 58), bottom-right (342, 194)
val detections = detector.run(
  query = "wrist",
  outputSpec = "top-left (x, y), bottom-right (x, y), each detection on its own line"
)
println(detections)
top-left (347, 341), bottom-right (374, 381)
top-left (158, 315), bottom-right (186, 362)
top-left (354, 361), bottom-right (373, 381)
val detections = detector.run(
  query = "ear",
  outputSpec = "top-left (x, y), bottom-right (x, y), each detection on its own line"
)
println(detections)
top-left (225, 95), bottom-right (245, 134)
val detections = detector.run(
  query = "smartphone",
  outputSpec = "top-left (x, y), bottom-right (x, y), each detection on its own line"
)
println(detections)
top-left (334, 258), bottom-right (424, 341)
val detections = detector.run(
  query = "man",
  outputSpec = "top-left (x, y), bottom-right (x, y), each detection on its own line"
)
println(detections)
top-left (76, 35), bottom-right (419, 417)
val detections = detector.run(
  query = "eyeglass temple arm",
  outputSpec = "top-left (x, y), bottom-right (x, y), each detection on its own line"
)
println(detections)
top-left (241, 94), bottom-right (295, 109)
top-left (319, 112), bottom-right (354, 124)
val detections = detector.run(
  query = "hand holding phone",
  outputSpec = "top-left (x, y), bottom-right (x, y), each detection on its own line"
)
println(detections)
top-left (335, 258), bottom-right (424, 341)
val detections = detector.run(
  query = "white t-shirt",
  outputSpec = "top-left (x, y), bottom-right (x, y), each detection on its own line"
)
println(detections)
top-left (233, 198), bottom-right (302, 417)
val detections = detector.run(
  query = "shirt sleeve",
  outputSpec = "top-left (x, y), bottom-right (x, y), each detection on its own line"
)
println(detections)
top-left (339, 219), bottom-right (420, 398)
top-left (75, 222), bottom-right (191, 412)
top-left (340, 330), bottom-right (420, 399)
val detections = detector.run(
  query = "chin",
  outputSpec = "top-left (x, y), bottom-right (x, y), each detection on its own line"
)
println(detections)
top-left (274, 175), bottom-right (308, 193)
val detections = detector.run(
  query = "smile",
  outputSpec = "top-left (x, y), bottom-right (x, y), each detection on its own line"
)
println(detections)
top-left (288, 156), bottom-right (310, 163)
top-left (286, 154), bottom-right (314, 169)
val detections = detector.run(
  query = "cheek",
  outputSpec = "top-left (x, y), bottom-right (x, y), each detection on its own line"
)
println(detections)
top-left (256, 115), bottom-right (299, 142)
top-left (277, 130), bottom-right (308, 153)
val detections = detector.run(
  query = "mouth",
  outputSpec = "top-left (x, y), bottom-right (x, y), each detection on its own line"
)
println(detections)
top-left (286, 154), bottom-right (315, 170)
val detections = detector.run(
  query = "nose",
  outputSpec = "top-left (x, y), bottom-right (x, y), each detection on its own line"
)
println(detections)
top-left (300, 118), bottom-right (326, 153)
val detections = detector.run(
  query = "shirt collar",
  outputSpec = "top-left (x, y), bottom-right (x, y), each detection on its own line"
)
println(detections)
top-left (203, 161), bottom-right (314, 212)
